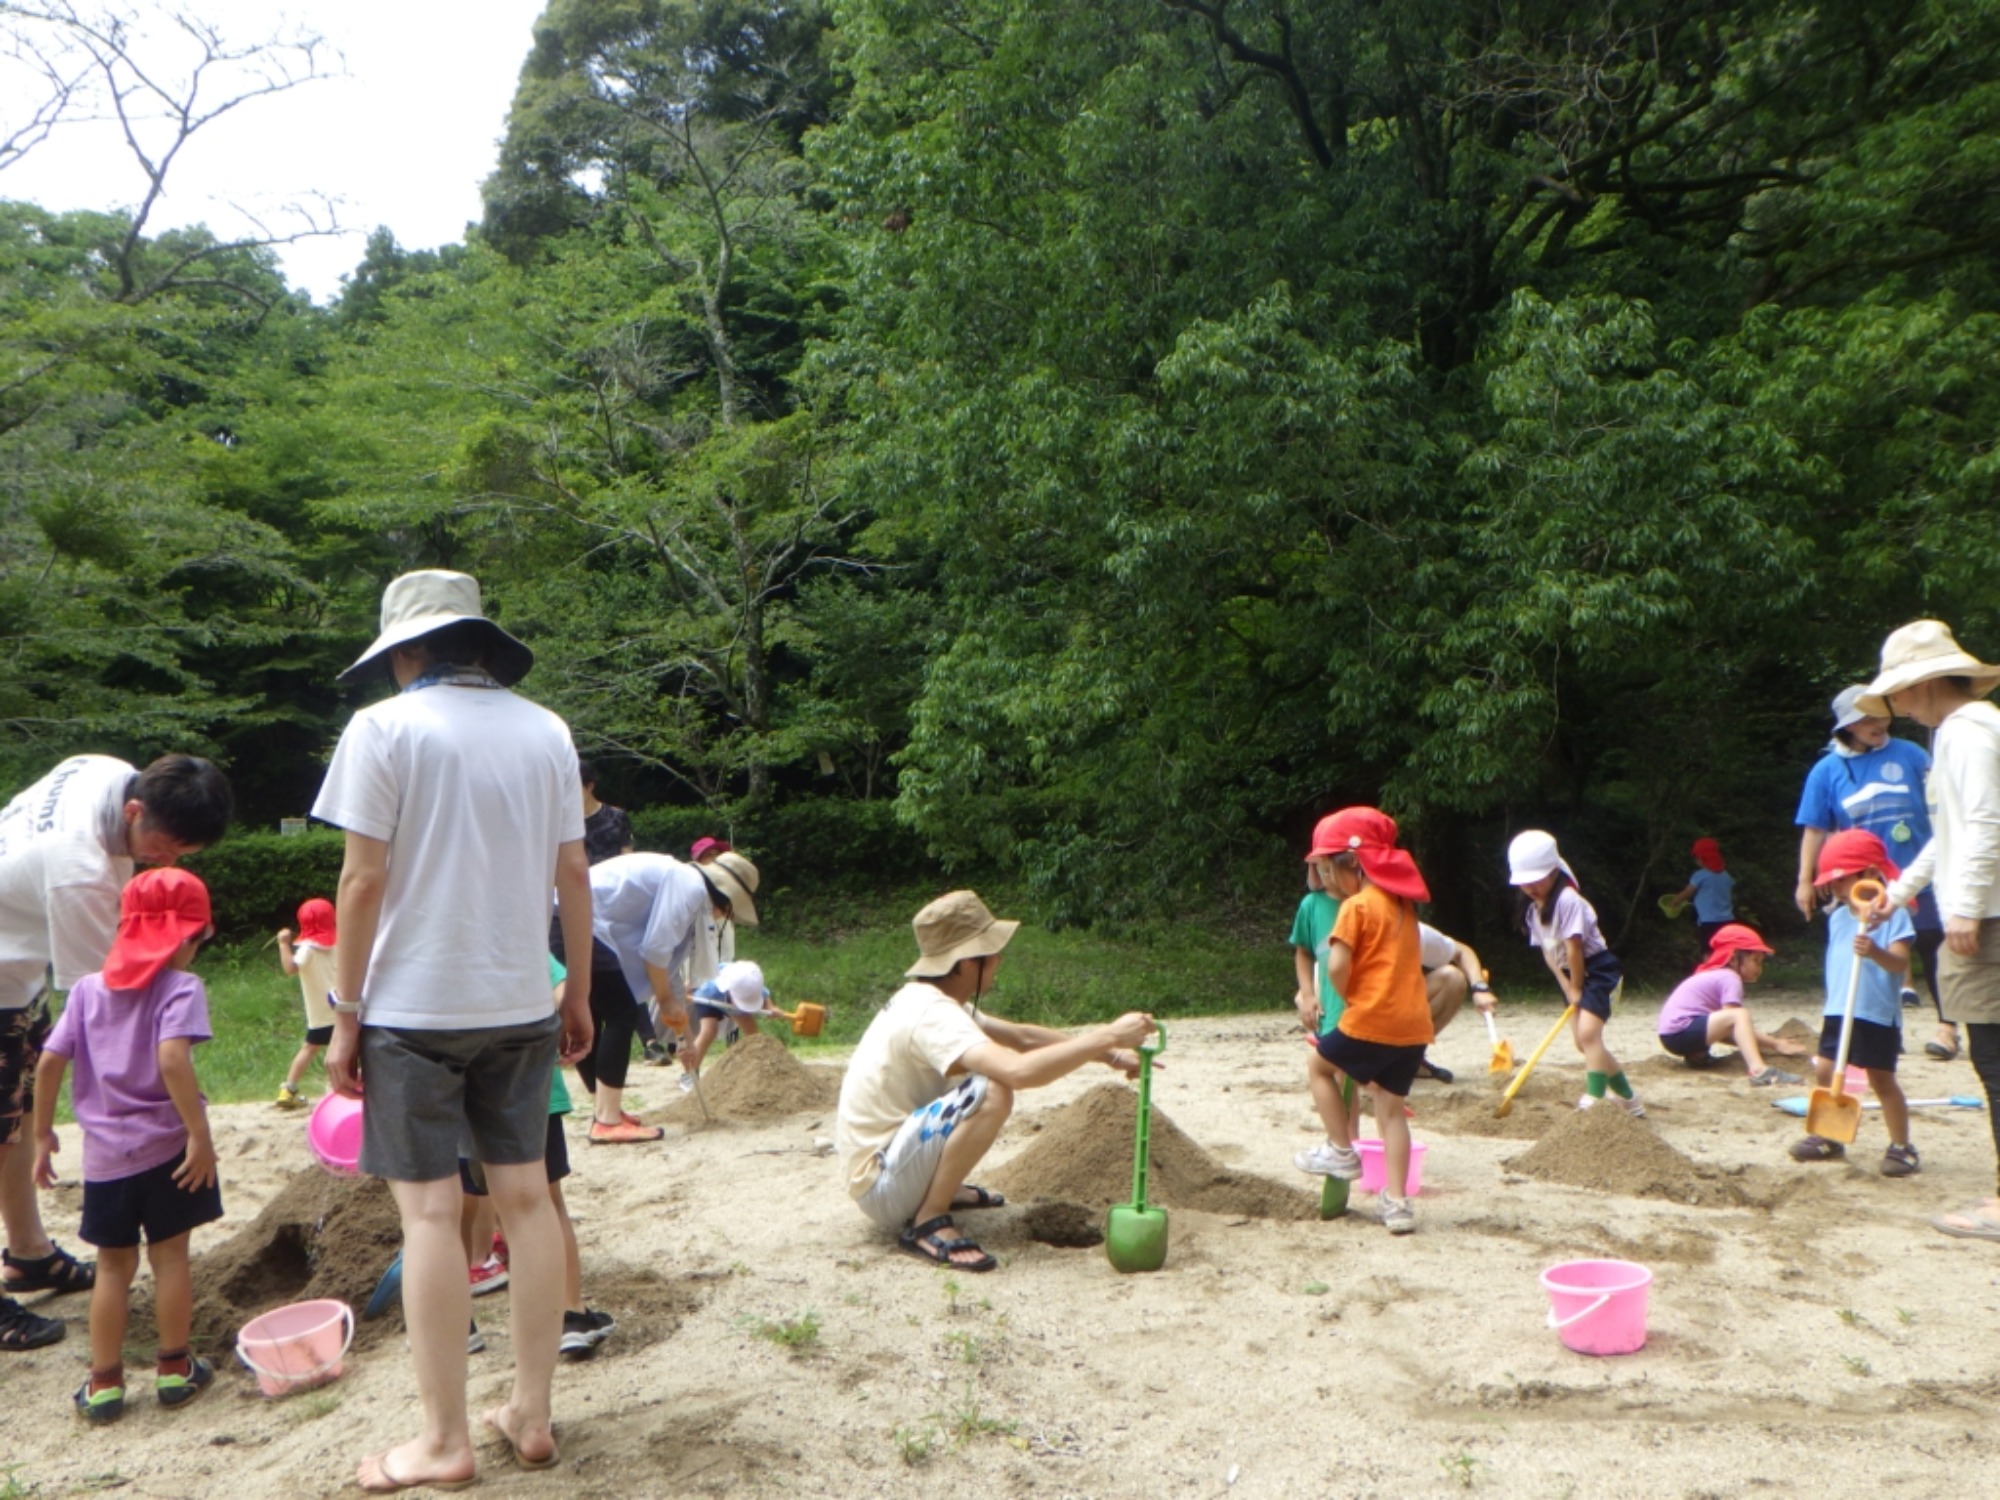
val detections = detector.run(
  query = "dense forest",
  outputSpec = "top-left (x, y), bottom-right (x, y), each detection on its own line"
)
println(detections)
top-left (3, 0), bottom-right (1997, 951)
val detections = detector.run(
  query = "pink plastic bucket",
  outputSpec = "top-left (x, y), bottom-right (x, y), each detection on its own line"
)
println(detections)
top-left (307, 1092), bottom-right (363, 1177)
top-left (1354, 1139), bottom-right (1426, 1195)
top-left (236, 1299), bottom-right (354, 1397)
top-left (1541, 1259), bottom-right (1651, 1355)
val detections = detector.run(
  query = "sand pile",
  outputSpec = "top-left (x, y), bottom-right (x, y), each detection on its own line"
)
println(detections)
top-left (1505, 1103), bottom-right (1741, 1208)
top-left (657, 1032), bottom-right (840, 1124)
top-left (989, 1084), bottom-right (1314, 1220)
top-left (1773, 1016), bottom-right (1818, 1048)
top-left (1409, 1087), bottom-right (1568, 1141)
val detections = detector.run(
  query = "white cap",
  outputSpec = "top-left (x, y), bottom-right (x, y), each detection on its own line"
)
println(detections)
top-left (1508, 830), bottom-right (1575, 887)
top-left (717, 960), bottom-right (768, 1015)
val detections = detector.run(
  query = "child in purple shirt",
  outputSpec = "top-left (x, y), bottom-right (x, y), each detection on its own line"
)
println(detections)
top-left (1655, 925), bottom-right (1807, 1085)
top-left (32, 867), bottom-right (222, 1423)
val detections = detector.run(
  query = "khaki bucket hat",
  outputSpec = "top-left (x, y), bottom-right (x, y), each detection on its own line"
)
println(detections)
top-left (1863, 620), bottom-right (2000, 704)
top-left (701, 850), bottom-right (760, 925)
top-left (906, 890), bottom-right (1020, 979)
top-left (338, 570), bottom-right (534, 687)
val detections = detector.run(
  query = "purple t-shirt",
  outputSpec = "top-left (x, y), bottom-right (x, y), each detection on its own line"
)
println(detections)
top-left (43, 968), bottom-right (211, 1182)
top-left (1656, 968), bottom-right (1744, 1037)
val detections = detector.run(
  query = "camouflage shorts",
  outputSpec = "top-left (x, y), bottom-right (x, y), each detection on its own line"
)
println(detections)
top-left (0, 999), bottom-right (51, 1145)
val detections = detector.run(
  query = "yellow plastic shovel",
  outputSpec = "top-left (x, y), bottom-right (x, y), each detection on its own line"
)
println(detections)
top-left (1807, 880), bottom-right (1884, 1146)
top-left (1496, 1004), bottom-right (1577, 1119)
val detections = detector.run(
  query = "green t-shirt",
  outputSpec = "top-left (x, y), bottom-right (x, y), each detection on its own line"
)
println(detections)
top-left (1287, 890), bottom-right (1345, 1035)
top-left (547, 954), bottom-right (571, 1115)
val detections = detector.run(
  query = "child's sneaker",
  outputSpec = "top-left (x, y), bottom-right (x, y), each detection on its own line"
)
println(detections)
top-left (274, 1082), bottom-right (305, 1110)
top-left (490, 1233), bottom-right (508, 1268)
top-left (73, 1379), bottom-right (125, 1424)
top-left (559, 1308), bottom-right (616, 1358)
top-left (469, 1254), bottom-right (508, 1296)
top-left (1790, 1134), bottom-right (1846, 1162)
top-left (1882, 1143), bottom-right (1921, 1178)
top-left (1748, 1067), bottom-right (1801, 1087)
top-left (677, 1070), bottom-right (697, 1094)
top-left (156, 1355), bottom-right (213, 1409)
top-left (1378, 1194), bottom-right (1416, 1235)
top-left (642, 1039), bottom-right (674, 1066)
top-left (1621, 1095), bottom-right (1647, 1118)
top-left (1901, 986), bottom-right (1921, 1010)
top-left (1575, 1093), bottom-right (1600, 1111)
top-left (1293, 1142), bottom-right (1362, 1180)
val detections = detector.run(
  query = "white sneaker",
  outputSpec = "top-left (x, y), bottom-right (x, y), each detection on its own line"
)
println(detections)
top-left (1622, 1095), bottom-right (1647, 1118)
top-left (1378, 1194), bottom-right (1416, 1235)
top-left (1293, 1142), bottom-right (1361, 1179)
top-left (1576, 1093), bottom-right (1599, 1111)
top-left (678, 1071), bottom-right (696, 1094)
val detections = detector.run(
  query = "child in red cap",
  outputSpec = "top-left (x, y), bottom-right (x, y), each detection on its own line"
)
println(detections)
top-left (29, 867), bottom-right (222, 1422)
top-left (1655, 925), bottom-right (1806, 1084)
top-left (274, 897), bottom-right (338, 1109)
top-left (1792, 830), bottom-right (1918, 1174)
top-left (1291, 807), bottom-right (1432, 1234)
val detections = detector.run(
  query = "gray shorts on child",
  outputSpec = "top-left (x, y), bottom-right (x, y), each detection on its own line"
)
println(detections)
top-left (359, 1015), bottom-right (559, 1183)
top-left (855, 1073), bottom-right (991, 1230)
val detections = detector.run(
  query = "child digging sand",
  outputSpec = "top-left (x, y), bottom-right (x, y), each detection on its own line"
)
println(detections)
top-left (678, 960), bottom-right (774, 1091)
top-left (1792, 829), bottom-right (1920, 1176)
top-left (1655, 924), bottom-right (1806, 1084)
top-left (30, 868), bottom-right (223, 1421)
top-left (274, 897), bottom-right (337, 1109)
top-left (1291, 808), bottom-right (1433, 1235)
top-left (1509, 831), bottom-right (1643, 1116)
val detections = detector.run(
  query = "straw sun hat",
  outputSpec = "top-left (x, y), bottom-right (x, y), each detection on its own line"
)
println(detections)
top-left (1863, 620), bottom-right (2000, 705)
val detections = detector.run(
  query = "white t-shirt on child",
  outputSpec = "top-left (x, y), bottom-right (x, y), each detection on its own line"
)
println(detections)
top-left (312, 683), bottom-right (582, 1030)
top-left (835, 981), bottom-right (990, 1198)
top-left (0, 755), bottom-right (136, 1008)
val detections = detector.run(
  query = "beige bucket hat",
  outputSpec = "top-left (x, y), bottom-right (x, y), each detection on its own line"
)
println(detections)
top-left (701, 850), bottom-right (760, 926)
top-left (906, 890), bottom-right (1020, 979)
top-left (338, 570), bottom-right (534, 687)
top-left (1863, 620), bottom-right (2000, 704)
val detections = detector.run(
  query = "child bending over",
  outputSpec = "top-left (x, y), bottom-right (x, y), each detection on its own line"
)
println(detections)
top-left (32, 868), bottom-right (223, 1422)
top-left (679, 960), bottom-right (775, 1091)
top-left (1656, 925), bottom-right (1805, 1084)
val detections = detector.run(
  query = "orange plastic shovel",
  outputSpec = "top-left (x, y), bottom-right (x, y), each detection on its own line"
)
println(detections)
top-left (767, 1001), bottom-right (827, 1038)
top-left (1484, 1009), bottom-right (1514, 1074)
top-left (1806, 879), bottom-right (1883, 1145)
top-left (1496, 1004), bottom-right (1577, 1119)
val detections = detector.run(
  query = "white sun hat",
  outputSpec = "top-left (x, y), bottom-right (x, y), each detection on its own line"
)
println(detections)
top-left (1507, 830), bottom-right (1578, 887)
top-left (1863, 620), bottom-right (2000, 704)
top-left (717, 960), bottom-right (769, 1015)
top-left (338, 570), bottom-right (533, 687)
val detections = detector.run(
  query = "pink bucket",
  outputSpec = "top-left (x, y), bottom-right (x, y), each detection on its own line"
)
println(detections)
top-left (1541, 1259), bottom-right (1651, 1355)
top-left (236, 1299), bottom-right (354, 1397)
top-left (307, 1092), bottom-right (363, 1177)
top-left (1354, 1138), bottom-right (1427, 1196)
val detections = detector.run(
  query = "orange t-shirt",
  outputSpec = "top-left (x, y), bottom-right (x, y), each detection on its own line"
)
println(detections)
top-left (1331, 882), bottom-right (1434, 1047)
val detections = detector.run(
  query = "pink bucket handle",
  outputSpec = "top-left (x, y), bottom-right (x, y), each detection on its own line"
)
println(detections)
top-left (237, 1302), bottom-right (354, 1386)
top-left (1546, 1292), bottom-right (1612, 1332)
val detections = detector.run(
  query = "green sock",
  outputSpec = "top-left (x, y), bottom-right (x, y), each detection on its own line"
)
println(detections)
top-left (1608, 1072), bottom-right (1634, 1100)
top-left (1585, 1071), bottom-right (1608, 1098)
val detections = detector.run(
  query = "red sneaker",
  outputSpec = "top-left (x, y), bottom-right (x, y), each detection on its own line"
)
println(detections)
top-left (490, 1233), bottom-right (508, 1269)
top-left (468, 1254), bottom-right (509, 1296)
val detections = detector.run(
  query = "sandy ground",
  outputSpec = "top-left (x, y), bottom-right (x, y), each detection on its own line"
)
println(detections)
top-left (7, 992), bottom-right (2000, 1500)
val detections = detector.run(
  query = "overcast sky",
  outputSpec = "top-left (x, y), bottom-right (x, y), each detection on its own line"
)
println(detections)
top-left (0, 1), bottom-right (550, 301)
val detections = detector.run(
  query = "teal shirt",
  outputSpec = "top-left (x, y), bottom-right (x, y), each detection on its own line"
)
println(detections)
top-left (1287, 890), bottom-right (1345, 1035)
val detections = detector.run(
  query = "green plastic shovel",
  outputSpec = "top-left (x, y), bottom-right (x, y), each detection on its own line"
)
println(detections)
top-left (1105, 1022), bottom-right (1168, 1273)
top-left (1318, 1076), bottom-right (1358, 1219)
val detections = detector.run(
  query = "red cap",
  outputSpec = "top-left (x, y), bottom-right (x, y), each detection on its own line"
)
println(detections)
top-left (690, 837), bottom-right (732, 862)
top-left (1815, 828), bottom-right (1900, 887)
top-left (1305, 807), bottom-right (1431, 903)
top-left (1692, 838), bottom-right (1725, 873)
top-left (1696, 923), bottom-right (1773, 972)
top-left (295, 897), bottom-right (337, 949)
top-left (104, 868), bottom-right (212, 989)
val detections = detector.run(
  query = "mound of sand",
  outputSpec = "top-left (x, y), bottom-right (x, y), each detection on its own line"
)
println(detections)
top-left (657, 1032), bottom-right (841, 1125)
top-left (1773, 1016), bottom-right (1818, 1048)
top-left (989, 1083), bottom-right (1315, 1220)
top-left (1505, 1103), bottom-right (1743, 1208)
top-left (1406, 1085), bottom-right (1573, 1141)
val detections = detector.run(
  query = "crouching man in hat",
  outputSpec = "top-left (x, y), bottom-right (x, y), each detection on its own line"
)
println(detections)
top-left (834, 891), bottom-right (1156, 1272)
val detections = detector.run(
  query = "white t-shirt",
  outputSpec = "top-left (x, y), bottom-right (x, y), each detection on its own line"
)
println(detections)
top-left (1417, 922), bottom-right (1458, 972)
top-left (1892, 700), bottom-right (2000, 923)
top-left (293, 942), bottom-right (338, 1029)
top-left (835, 981), bottom-right (990, 1197)
top-left (311, 684), bottom-right (582, 1030)
top-left (0, 756), bottom-right (136, 1008)
top-left (584, 853), bottom-right (721, 1005)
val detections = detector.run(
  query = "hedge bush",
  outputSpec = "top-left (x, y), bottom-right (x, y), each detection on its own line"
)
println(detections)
top-left (627, 796), bottom-right (939, 889)
top-left (184, 830), bottom-right (346, 942)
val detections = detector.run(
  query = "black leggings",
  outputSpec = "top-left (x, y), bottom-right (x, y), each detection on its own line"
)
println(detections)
top-left (1914, 927), bottom-right (1948, 1022)
top-left (1965, 1023), bottom-right (2000, 1193)
top-left (574, 964), bottom-right (642, 1095)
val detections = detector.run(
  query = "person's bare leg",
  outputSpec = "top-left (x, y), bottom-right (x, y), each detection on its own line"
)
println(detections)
top-left (1371, 1084), bottom-right (1413, 1197)
top-left (147, 1234), bottom-right (194, 1356)
top-left (682, 1017), bottom-right (720, 1079)
top-left (549, 1181), bottom-right (583, 1313)
top-left (88, 1245), bottom-right (138, 1380)
top-left (0, 1139), bottom-right (55, 1269)
top-left (1872, 1070), bottom-right (1911, 1148)
top-left (1306, 1052), bottom-right (1354, 1148)
top-left (1574, 1011), bottom-right (1616, 1074)
top-left (1426, 967), bottom-right (1467, 1035)
top-left (359, 1176), bottom-right (476, 1492)
top-left (591, 1081), bottom-right (627, 1127)
top-left (908, 1082), bottom-right (1014, 1248)
top-left (1713, 1010), bottom-right (1769, 1074)
top-left (284, 1043), bottom-right (320, 1091)
top-left (484, 1160), bottom-right (565, 1465)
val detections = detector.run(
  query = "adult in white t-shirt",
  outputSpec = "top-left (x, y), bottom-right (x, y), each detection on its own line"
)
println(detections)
top-left (834, 890), bottom-right (1155, 1273)
top-left (1411, 922), bottom-right (1501, 1084)
top-left (312, 571), bottom-right (592, 1491)
top-left (0, 752), bottom-right (231, 1351)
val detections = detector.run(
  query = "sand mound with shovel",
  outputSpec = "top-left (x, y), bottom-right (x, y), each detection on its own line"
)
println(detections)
top-left (989, 1083), bottom-right (1315, 1220)
top-left (1506, 1102), bottom-right (1749, 1208)
top-left (657, 1032), bottom-right (840, 1125)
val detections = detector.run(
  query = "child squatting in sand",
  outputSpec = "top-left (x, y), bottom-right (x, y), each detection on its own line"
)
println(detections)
top-left (1291, 807), bottom-right (1434, 1235)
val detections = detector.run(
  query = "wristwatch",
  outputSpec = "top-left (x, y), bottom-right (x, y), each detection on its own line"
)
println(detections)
top-left (328, 989), bottom-right (361, 1015)
top-left (1470, 981), bottom-right (1491, 994)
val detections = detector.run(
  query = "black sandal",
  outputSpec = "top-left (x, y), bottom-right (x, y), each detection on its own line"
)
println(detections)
top-left (897, 1214), bottom-right (998, 1273)
top-left (2, 1243), bottom-right (95, 1296)
top-left (952, 1184), bottom-right (1007, 1211)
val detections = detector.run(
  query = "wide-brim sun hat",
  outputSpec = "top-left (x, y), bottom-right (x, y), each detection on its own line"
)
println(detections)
top-left (337, 569), bottom-right (534, 688)
top-left (1305, 807), bottom-right (1431, 903)
top-left (702, 850), bottom-right (760, 926)
top-left (906, 890), bottom-right (1020, 979)
top-left (104, 867), bottom-right (213, 989)
top-left (717, 960), bottom-right (768, 1014)
top-left (1863, 620), bottom-right (2000, 705)
top-left (1815, 828), bottom-right (1901, 886)
top-left (1696, 923), bottom-right (1773, 972)
top-left (1831, 684), bottom-right (1889, 729)
top-left (1507, 830), bottom-right (1578, 887)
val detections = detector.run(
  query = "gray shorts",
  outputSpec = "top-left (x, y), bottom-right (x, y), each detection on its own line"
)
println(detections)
top-left (359, 1016), bottom-right (560, 1183)
top-left (854, 1074), bottom-right (990, 1230)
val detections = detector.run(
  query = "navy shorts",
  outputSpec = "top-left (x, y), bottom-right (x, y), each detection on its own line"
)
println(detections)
top-left (304, 1024), bottom-right (334, 1047)
top-left (458, 1113), bottom-right (571, 1195)
top-left (1658, 1018), bottom-right (1714, 1058)
top-left (1314, 1030), bottom-right (1426, 1098)
top-left (1577, 951), bottom-right (1624, 1020)
top-left (1818, 1015), bottom-right (1902, 1073)
top-left (691, 1001), bottom-right (733, 1027)
top-left (80, 1151), bottom-right (223, 1249)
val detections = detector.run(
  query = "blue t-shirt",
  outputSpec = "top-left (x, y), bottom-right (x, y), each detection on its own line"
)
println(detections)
top-left (1795, 738), bottom-right (1933, 855)
top-left (1823, 904), bottom-right (1916, 1029)
top-left (1687, 868), bottom-right (1734, 923)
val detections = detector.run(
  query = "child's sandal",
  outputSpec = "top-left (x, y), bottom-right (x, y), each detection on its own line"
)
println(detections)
top-left (73, 1381), bottom-right (125, 1424)
top-left (1788, 1134), bottom-right (1846, 1162)
top-left (1881, 1144), bottom-right (1921, 1178)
